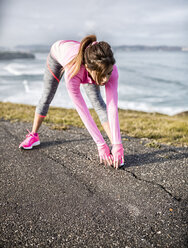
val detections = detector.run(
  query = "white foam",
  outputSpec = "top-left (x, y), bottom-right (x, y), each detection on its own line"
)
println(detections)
top-left (22, 80), bottom-right (30, 93)
top-left (4, 63), bottom-right (22, 75)
top-left (4, 63), bottom-right (44, 76)
top-left (118, 100), bottom-right (186, 116)
top-left (1, 90), bottom-right (186, 116)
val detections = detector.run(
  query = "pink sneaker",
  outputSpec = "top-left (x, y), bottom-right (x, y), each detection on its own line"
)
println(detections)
top-left (19, 129), bottom-right (40, 149)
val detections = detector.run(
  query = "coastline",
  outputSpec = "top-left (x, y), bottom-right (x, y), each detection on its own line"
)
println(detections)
top-left (0, 101), bottom-right (187, 147)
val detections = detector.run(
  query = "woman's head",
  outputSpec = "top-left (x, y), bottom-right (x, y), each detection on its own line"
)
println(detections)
top-left (64, 34), bottom-right (116, 85)
top-left (83, 38), bottom-right (116, 85)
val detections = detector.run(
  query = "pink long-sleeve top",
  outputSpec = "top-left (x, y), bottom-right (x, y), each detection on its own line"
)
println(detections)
top-left (50, 40), bottom-right (122, 146)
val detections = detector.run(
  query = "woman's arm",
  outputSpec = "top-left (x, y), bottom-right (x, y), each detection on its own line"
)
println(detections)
top-left (105, 64), bottom-right (124, 168)
top-left (65, 74), bottom-right (105, 145)
top-left (105, 64), bottom-right (122, 144)
top-left (101, 121), bottom-right (113, 144)
top-left (65, 72), bottom-right (113, 165)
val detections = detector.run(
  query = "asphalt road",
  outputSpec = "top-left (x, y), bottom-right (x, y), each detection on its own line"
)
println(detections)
top-left (0, 119), bottom-right (187, 248)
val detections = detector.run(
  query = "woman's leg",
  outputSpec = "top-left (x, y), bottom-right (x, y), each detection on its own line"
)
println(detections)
top-left (32, 113), bottom-right (45, 133)
top-left (83, 84), bottom-right (113, 144)
top-left (33, 53), bottom-right (64, 133)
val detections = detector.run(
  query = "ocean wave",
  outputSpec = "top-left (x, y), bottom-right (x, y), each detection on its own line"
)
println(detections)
top-left (142, 75), bottom-right (185, 87)
top-left (4, 63), bottom-right (44, 76)
top-left (1, 51), bottom-right (187, 117)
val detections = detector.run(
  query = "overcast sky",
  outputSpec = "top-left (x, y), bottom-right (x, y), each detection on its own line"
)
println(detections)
top-left (0, 0), bottom-right (187, 48)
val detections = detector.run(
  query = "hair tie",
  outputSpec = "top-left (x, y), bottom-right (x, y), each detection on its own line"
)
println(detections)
top-left (86, 41), bottom-right (98, 49)
top-left (92, 41), bottom-right (98, 45)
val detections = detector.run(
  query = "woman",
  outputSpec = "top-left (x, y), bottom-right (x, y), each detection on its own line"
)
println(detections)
top-left (19, 34), bottom-right (124, 169)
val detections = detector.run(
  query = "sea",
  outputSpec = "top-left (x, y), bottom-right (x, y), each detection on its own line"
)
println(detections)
top-left (0, 49), bottom-right (188, 116)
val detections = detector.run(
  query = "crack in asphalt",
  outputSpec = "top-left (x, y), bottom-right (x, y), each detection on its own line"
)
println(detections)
top-left (43, 152), bottom-right (96, 197)
top-left (125, 169), bottom-right (182, 202)
top-left (0, 122), bottom-right (183, 204)
top-left (45, 145), bottom-right (183, 204)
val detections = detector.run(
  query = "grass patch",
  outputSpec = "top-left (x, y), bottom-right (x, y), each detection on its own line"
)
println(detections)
top-left (0, 101), bottom-right (188, 147)
top-left (118, 109), bottom-right (188, 147)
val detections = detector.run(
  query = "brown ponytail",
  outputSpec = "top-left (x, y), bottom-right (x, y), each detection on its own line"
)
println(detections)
top-left (60, 34), bottom-right (97, 80)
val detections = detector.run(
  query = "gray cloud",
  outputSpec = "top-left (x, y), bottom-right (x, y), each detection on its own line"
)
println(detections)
top-left (0, 0), bottom-right (187, 47)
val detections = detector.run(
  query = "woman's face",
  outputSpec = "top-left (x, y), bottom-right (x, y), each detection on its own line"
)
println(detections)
top-left (85, 64), bottom-right (113, 86)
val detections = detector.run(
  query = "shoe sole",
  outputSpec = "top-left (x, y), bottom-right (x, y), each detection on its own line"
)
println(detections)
top-left (19, 141), bottom-right (40, 150)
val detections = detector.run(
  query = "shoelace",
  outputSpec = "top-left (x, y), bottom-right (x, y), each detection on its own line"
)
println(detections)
top-left (26, 129), bottom-right (35, 138)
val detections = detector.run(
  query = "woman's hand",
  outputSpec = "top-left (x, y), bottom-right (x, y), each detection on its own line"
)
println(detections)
top-left (97, 143), bottom-right (113, 166)
top-left (111, 144), bottom-right (124, 169)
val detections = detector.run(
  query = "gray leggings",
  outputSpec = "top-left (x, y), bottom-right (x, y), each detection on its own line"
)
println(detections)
top-left (35, 53), bottom-right (108, 123)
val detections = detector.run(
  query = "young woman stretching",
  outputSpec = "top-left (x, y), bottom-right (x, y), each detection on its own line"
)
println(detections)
top-left (19, 34), bottom-right (124, 169)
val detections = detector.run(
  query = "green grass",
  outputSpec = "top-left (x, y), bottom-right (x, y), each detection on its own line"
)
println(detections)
top-left (0, 101), bottom-right (188, 147)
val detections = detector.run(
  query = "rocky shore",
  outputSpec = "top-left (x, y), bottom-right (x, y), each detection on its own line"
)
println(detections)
top-left (0, 51), bottom-right (35, 60)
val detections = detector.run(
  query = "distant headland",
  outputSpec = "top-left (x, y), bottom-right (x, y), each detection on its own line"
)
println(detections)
top-left (0, 51), bottom-right (35, 60)
top-left (13, 44), bottom-right (188, 53)
top-left (0, 44), bottom-right (187, 60)
top-left (112, 45), bottom-right (188, 52)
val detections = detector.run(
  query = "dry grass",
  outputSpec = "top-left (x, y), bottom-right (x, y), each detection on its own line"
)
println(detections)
top-left (0, 101), bottom-right (187, 147)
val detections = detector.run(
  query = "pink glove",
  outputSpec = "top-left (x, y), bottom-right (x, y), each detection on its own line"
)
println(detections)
top-left (111, 144), bottom-right (124, 169)
top-left (97, 143), bottom-right (113, 165)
